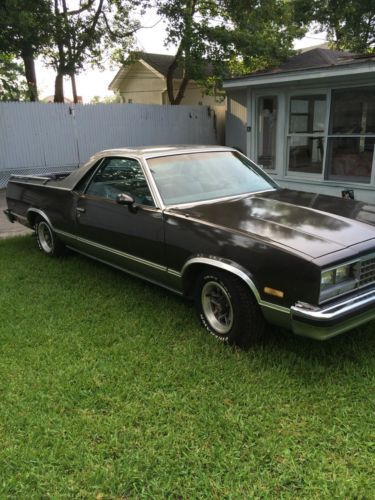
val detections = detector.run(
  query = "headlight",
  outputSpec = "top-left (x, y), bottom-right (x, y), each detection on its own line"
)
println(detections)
top-left (321, 270), bottom-right (335, 288)
top-left (320, 263), bottom-right (358, 302)
top-left (335, 265), bottom-right (351, 283)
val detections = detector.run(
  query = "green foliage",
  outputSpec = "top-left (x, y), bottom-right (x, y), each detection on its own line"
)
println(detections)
top-left (0, 235), bottom-right (374, 497)
top-left (46, 1), bottom-right (139, 78)
top-left (0, 0), bottom-right (53, 100)
top-left (143, 0), bottom-right (307, 103)
top-left (0, 54), bottom-right (28, 101)
top-left (297, 0), bottom-right (375, 53)
top-left (0, 0), bottom-right (140, 102)
top-left (0, 0), bottom-right (52, 52)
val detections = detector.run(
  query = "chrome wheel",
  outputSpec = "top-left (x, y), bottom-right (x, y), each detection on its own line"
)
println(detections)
top-left (201, 281), bottom-right (234, 335)
top-left (37, 221), bottom-right (54, 254)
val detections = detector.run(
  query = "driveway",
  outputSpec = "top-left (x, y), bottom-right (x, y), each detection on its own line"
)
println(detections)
top-left (0, 189), bottom-right (32, 239)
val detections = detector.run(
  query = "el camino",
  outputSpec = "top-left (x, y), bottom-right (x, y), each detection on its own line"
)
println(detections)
top-left (4, 146), bottom-right (375, 347)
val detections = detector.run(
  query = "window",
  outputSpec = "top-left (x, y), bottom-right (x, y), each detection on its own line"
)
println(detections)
top-left (257, 96), bottom-right (277, 169)
top-left (148, 151), bottom-right (277, 205)
top-left (326, 87), bottom-right (375, 183)
top-left (74, 159), bottom-right (104, 193)
top-left (85, 157), bottom-right (154, 206)
top-left (287, 95), bottom-right (326, 174)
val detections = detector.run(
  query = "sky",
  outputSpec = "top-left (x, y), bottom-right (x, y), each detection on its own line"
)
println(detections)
top-left (36, 9), bottom-right (327, 103)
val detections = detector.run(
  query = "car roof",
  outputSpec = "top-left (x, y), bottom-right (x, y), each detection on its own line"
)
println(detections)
top-left (58, 145), bottom-right (237, 192)
top-left (95, 145), bottom-right (235, 159)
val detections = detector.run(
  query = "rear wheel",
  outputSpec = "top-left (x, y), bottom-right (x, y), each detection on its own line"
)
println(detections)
top-left (35, 217), bottom-right (65, 257)
top-left (195, 270), bottom-right (265, 348)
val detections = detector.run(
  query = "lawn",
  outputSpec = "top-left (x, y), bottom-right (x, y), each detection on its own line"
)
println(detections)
top-left (0, 235), bottom-right (374, 498)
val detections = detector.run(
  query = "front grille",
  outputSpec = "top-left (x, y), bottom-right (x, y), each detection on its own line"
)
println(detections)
top-left (359, 256), bottom-right (375, 287)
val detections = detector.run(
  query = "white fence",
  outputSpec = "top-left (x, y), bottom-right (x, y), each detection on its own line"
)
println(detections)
top-left (0, 102), bottom-right (220, 187)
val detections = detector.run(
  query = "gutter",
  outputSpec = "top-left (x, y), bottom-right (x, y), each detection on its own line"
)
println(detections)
top-left (223, 61), bottom-right (375, 89)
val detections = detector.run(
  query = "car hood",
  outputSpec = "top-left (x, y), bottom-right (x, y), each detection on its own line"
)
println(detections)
top-left (169, 189), bottom-right (375, 259)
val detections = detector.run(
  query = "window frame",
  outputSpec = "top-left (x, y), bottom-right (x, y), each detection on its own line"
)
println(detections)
top-left (256, 94), bottom-right (278, 171)
top-left (325, 86), bottom-right (375, 185)
top-left (285, 89), bottom-right (329, 180)
top-left (80, 156), bottom-right (158, 208)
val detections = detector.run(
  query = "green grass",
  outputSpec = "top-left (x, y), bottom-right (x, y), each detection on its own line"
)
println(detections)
top-left (0, 235), bottom-right (374, 498)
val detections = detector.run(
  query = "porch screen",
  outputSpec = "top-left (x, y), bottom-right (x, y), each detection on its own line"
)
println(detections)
top-left (326, 87), bottom-right (375, 183)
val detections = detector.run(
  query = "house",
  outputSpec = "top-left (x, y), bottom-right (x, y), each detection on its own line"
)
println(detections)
top-left (224, 48), bottom-right (375, 203)
top-left (108, 52), bottom-right (225, 107)
top-left (41, 95), bottom-right (83, 104)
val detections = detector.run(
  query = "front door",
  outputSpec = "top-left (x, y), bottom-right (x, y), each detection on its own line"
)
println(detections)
top-left (72, 156), bottom-right (166, 282)
top-left (257, 96), bottom-right (278, 170)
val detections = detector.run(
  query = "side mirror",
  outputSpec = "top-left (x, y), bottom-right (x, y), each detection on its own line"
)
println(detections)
top-left (116, 193), bottom-right (137, 212)
top-left (116, 193), bottom-right (135, 205)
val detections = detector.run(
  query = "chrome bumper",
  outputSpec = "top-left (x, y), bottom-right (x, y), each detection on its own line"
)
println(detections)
top-left (3, 209), bottom-right (16, 223)
top-left (291, 289), bottom-right (375, 340)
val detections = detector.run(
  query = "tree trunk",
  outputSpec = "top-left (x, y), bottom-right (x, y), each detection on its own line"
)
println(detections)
top-left (54, 73), bottom-right (64, 102)
top-left (21, 46), bottom-right (38, 101)
top-left (167, 66), bottom-right (190, 105)
top-left (166, 59), bottom-right (178, 104)
top-left (173, 76), bottom-right (189, 105)
top-left (166, 52), bottom-right (190, 105)
top-left (70, 72), bottom-right (78, 103)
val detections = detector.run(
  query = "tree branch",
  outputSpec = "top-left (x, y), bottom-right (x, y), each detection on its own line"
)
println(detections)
top-left (73, 0), bottom-right (105, 57)
top-left (100, 12), bottom-right (140, 38)
top-left (66, 0), bottom-right (96, 16)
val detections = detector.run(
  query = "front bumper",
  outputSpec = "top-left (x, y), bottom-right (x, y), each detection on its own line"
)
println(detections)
top-left (3, 209), bottom-right (16, 223)
top-left (291, 288), bottom-right (375, 340)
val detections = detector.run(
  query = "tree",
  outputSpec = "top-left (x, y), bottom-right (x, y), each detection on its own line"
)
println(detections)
top-left (0, 53), bottom-right (28, 101)
top-left (90, 94), bottom-right (121, 103)
top-left (46, 0), bottom-right (139, 103)
top-left (143, 0), bottom-right (307, 104)
top-left (296, 0), bottom-right (375, 53)
top-left (0, 0), bottom-right (52, 101)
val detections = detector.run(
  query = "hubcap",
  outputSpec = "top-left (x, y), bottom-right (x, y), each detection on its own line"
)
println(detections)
top-left (201, 281), bottom-right (233, 335)
top-left (37, 222), bottom-right (53, 253)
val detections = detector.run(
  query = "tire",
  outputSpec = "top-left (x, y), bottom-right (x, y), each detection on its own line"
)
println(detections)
top-left (195, 270), bottom-right (265, 348)
top-left (35, 217), bottom-right (66, 257)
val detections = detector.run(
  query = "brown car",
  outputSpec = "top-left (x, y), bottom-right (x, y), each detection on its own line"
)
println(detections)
top-left (4, 146), bottom-right (375, 347)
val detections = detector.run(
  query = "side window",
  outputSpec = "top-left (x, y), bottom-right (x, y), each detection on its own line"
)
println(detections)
top-left (74, 159), bottom-right (104, 193)
top-left (85, 157), bottom-right (155, 206)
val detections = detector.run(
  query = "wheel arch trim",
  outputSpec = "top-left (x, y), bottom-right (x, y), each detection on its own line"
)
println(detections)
top-left (181, 256), bottom-right (262, 303)
top-left (27, 208), bottom-right (53, 228)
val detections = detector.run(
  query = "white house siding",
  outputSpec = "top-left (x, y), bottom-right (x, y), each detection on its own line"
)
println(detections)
top-left (117, 62), bottom-right (166, 104)
top-left (113, 61), bottom-right (225, 108)
top-left (177, 82), bottom-right (224, 107)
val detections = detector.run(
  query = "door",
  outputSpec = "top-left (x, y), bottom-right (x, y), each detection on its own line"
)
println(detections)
top-left (257, 96), bottom-right (278, 170)
top-left (72, 156), bottom-right (166, 281)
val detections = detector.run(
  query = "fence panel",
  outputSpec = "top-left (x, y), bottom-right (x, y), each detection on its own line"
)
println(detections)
top-left (0, 102), bottom-right (219, 187)
top-left (0, 103), bottom-right (79, 186)
top-left (75, 104), bottom-right (217, 164)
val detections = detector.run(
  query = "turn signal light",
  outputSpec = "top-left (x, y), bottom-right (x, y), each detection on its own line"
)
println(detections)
top-left (264, 287), bottom-right (284, 298)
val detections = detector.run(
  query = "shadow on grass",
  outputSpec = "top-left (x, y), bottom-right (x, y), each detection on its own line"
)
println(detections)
top-left (3, 235), bottom-right (374, 378)
top-left (69, 249), bottom-right (375, 375)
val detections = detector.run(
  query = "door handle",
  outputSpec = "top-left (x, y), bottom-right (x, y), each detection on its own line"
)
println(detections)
top-left (76, 207), bottom-right (86, 213)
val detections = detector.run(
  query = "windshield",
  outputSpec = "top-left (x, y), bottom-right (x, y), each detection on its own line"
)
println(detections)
top-left (147, 151), bottom-right (278, 205)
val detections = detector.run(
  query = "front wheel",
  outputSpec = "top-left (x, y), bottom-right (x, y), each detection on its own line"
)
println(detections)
top-left (35, 217), bottom-right (66, 257)
top-left (195, 270), bottom-right (265, 348)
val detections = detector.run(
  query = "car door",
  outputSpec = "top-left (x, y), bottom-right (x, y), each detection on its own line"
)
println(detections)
top-left (72, 156), bottom-right (166, 282)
